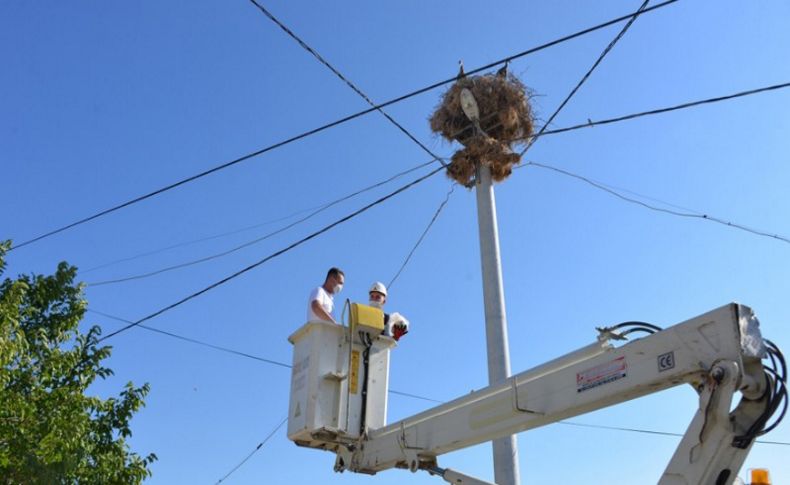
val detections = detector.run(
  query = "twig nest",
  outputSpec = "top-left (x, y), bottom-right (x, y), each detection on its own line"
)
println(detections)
top-left (430, 72), bottom-right (534, 185)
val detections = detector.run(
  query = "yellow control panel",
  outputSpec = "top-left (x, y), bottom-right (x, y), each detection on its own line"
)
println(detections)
top-left (349, 302), bottom-right (385, 335)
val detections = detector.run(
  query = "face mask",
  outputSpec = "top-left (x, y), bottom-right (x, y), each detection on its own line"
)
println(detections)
top-left (333, 283), bottom-right (343, 294)
top-left (368, 300), bottom-right (383, 309)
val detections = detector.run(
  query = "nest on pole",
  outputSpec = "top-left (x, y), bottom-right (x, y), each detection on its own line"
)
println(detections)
top-left (430, 71), bottom-right (535, 185)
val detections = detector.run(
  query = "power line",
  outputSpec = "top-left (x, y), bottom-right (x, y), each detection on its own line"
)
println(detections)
top-left (85, 112), bottom-right (492, 287)
top-left (82, 79), bottom-right (790, 282)
top-left (98, 165), bottom-right (445, 342)
top-left (209, 412), bottom-right (787, 485)
top-left (524, 161), bottom-right (790, 245)
top-left (522, 0), bottom-right (650, 154)
top-left (88, 309), bottom-right (291, 368)
top-left (80, 204), bottom-right (325, 275)
top-left (386, 390), bottom-right (444, 404)
top-left (8, 0), bottom-right (679, 252)
top-left (86, 160), bottom-right (437, 286)
top-left (388, 184), bottom-right (455, 290)
top-left (535, 81), bottom-right (790, 138)
top-left (88, 309), bottom-right (789, 451)
top-left (214, 416), bottom-right (287, 484)
top-left (248, 0), bottom-right (445, 166)
top-left (557, 420), bottom-right (789, 446)
top-left (88, 308), bottom-right (442, 403)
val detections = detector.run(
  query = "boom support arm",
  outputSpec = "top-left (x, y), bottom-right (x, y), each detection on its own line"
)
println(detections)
top-left (332, 303), bottom-right (775, 484)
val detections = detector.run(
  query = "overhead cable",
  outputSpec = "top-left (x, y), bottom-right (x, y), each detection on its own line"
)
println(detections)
top-left (525, 161), bottom-right (790, 245)
top-left (248, 0), bottom-right (445, 165)
top-left (8, 0), bottom-right (678, 252)
top-left (86, 160), bottom-right (437, 286)
top-left (85, 113), bottom-right (493, 286)
top-left (522, 0), bottom-right (650, 154)
top-left (556, 421), bottom-right (789, 445)
top-left (88, 309), bottom-right (291, 368)
top-left (81, 79), bottom-right (790, 278)
top-left (97, 165), bottom-right (445, 342)
top-left (88, 309), bottom-right (788, 447)
top-left (387, 184), bottom-right (455, 290)
top-left (214, 416), bottom-right (287, 484)
top-left (88, 308), bottom-right (443, 403)
top-left (535, 81), bottom-right (790, 138)
top-left (81, 203), bottom-right (330, 274)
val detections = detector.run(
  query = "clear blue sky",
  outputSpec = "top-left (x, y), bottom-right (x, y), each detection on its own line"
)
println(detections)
top-left (2, 1), bottom-right (789, 484)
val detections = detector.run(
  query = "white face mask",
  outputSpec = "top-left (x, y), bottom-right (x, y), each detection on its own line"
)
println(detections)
top-left (333, 283), bottom-right (343, 294)
top-left (368, 300), bottom-right (383, 309)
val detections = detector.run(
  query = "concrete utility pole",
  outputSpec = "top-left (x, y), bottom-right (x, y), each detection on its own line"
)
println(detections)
top-left (474, 162), bottom-right (520, 485)
top-left (458, 86), bottom-right (520, 485)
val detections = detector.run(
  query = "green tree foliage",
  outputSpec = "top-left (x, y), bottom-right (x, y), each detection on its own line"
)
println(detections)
top-left (0, 242), bottom-right (156, 484)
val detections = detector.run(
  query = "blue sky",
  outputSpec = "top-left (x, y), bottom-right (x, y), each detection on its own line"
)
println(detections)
top-left (2, 1), bottom-right (789, 484)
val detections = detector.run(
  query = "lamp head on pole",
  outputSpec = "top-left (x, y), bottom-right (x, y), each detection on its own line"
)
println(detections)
top-left (459, 88), bottom-right (480, 123)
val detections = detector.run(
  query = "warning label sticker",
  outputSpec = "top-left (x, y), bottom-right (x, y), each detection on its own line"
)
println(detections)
top-left (577, 356), bottom-right (627, 393)
top-left (350, 350), bottom-right (360, 394)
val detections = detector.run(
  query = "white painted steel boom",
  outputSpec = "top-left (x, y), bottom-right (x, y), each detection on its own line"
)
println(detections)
top-left (290, 303), bottom-right (783, 484)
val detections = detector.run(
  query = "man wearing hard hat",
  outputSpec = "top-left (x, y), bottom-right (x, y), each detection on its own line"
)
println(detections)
top-left (367, 282), bottom-right (409, 341)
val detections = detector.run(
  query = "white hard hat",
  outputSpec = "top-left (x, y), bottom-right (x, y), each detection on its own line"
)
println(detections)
top-left (369, 281), bottom-right (388, 297)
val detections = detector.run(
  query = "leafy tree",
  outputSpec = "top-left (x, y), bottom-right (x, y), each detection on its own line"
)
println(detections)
top-left (0, 241), bottom-right (156, 484)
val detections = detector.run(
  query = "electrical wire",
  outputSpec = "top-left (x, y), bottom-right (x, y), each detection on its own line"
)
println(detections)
top-left (248, 0), bottom-right (445, 166)
top-left (88, 308), bottom-right (444, 403)
top-left (387, 390), bottom-right (444, 404)
top-left (87, 309), bottom-right (789, 450)
top-left (522, 0), bottom-right (650, 154)
top-left (214, 416), bottom-right (287, 484)
top-left (85, 110), bottom-right (496, 287)
top-left (8, 0), bottom-right (679, 252)
top-left (80, 202), bottom-right (334, 274)
top-left (557, 421), bottom-right (789, 445)
top-left (86, 159), bottom-right (437, 286)
top-left (534, 81), bottom-right (790, 139)
top-left (387, 184), bottom-right (456, 290)
top-left (524, 161), bottom-right (790, 245)
top-left (97, 165), bottom-right (445, 342)
top-left (88, 309), bottom-right (291, 368)
top-left (212, 416), bottom-right (789, 485)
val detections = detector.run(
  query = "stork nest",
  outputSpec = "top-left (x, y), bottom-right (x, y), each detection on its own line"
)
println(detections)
top-left (430, 72), bottom-right (534, 185)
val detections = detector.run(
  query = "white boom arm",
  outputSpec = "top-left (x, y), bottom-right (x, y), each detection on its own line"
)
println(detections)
top-left (327, 303), bottom-right (777, 484)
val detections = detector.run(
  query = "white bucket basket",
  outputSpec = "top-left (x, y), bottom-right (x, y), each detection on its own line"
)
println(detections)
top-left (287, 320), bottom-right (395, 450)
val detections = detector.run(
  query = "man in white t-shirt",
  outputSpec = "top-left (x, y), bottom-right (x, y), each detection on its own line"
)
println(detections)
top-left (307, 267), bottom-right (345, 323)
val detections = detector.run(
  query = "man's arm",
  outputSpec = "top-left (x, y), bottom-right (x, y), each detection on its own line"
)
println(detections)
top-left (311, 300), bottom-right (335, 323)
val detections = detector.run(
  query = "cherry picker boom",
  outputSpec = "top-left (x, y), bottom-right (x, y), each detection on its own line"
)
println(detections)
top-left (287, 303), bottom-right (786, 484)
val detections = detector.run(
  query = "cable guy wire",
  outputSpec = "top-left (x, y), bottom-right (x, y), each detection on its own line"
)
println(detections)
top-left (248, 0), bottom-right (445, 166)
top-left (388, 184), bottom-right (456, 290)
top-left (522, 0), bottom-right (650, 154)
top-left (98, 165), bottom-right (444, 342)
top-left (214, 416), bottom-right (288, 484)
top-left (525, 161), bottom-right (790, 245)
top-left (87, 160), bottom-right (437, 286)
top-left (8, 0), bottom-right (678, 252)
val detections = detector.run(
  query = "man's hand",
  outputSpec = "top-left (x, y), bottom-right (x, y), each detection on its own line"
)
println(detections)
top-left (392, 324), bottom-right (408, 341)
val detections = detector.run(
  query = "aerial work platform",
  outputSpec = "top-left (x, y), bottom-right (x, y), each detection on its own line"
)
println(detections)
top-left (288, 303), bottom-right (786, 485)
